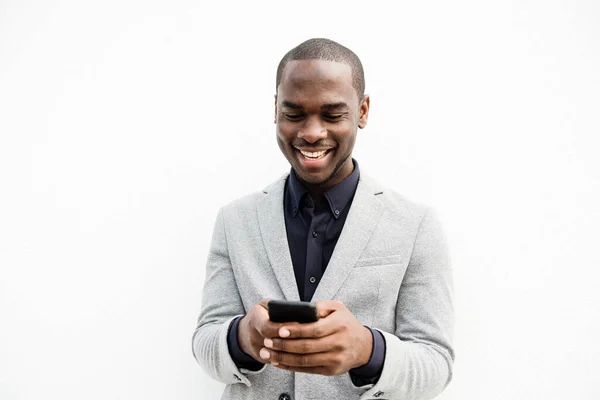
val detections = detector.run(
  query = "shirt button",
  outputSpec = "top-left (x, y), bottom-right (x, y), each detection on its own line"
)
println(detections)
top-left (279, 393), bottom-right (291, 400)
top-left (312, 231), bottom-right (318, 237)
top-left (309, 276), bottom-right (316, 284)
top-left (334, 209), bottom-right (340, 215)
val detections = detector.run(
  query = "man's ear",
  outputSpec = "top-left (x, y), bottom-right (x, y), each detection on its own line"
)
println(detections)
top-left (274, 94), bottom-right (278, 124)
top-left (358, 95), bottom-right (370, 129)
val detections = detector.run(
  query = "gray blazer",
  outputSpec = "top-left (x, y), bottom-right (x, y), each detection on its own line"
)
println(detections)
top-left (192, 172), bottom-right (454, 400)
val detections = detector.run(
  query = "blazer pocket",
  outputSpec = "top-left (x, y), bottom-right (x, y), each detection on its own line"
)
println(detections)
top-left (354, 254), bottom-right (403, 268)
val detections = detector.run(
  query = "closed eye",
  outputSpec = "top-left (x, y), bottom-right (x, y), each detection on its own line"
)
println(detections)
top-left (323, 114), bottom-right (345, 121)
top-left (284, 113), bottom-right (305, 122)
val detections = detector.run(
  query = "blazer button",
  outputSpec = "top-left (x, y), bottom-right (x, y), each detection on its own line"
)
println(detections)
top-left (278, 393), bottom-right (291, 400)
top-left (312, 231), bottom-right (318, 237)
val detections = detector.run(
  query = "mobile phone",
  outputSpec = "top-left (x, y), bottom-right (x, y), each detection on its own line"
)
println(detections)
top-left (267, 300), bottom-right (319, 323)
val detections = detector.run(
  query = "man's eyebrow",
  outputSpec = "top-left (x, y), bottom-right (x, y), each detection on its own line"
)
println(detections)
top-left (280, 101), bottom-right (350, 110)
top-left (321, 102), bottom-right (349, 110)
top-left (281, 101), bottom-right (303, 109)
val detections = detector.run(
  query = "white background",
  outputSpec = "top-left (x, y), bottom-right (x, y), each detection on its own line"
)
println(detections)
top-left (1, 0), bottom-right (599, 399)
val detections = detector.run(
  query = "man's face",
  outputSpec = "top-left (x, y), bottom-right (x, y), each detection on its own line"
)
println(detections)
top-left (275, 59), bottom-right (369, 189)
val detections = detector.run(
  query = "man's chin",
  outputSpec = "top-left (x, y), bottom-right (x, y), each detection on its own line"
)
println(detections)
top-left (294, 170), bottom-right (333, 187)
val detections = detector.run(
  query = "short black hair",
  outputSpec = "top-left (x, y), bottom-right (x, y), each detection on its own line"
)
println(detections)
top-left (276, 38), bottom-right (365, 100)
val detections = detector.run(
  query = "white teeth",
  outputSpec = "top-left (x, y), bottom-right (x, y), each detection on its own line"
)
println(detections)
top-left (299, 149), bottom-right (327, 158)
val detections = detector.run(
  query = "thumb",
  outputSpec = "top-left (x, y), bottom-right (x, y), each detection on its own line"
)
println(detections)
top-left (315, 300), bottom-right (345, 318)
top-left (259, 298), bottom-right (272, 309)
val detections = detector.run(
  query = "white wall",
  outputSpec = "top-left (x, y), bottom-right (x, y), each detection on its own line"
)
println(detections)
top-left (1, 1), bottom-right (599, 399)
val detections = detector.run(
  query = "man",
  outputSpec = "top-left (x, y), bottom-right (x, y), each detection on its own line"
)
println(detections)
top-left (192, 38), bottom-right (454, 400)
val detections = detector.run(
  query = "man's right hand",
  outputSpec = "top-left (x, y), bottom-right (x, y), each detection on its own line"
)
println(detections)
top-left (237, 299), bottom-right (288, 363)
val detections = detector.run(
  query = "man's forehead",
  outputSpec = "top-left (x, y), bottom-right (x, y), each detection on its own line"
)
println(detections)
top-left (280, 59), bottom-right (353, 87)
top-left (277, 59), bottom-right (357, 106)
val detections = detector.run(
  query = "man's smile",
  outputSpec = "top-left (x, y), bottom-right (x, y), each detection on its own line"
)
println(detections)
top-left (294, 147), bottom-right (335, 168)
top-left (294, 147), bottom-right (334, 160)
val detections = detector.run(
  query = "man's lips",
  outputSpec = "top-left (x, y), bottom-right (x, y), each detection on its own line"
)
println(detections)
top-left (294, 147), bottom-right (334, 159)
top-left (293, 147), bottom-right (334, 168)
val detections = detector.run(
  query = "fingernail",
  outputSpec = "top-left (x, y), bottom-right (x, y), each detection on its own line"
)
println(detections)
top-left (259, 348), bottom-right (270, 359)
top-left (264, 338), bottom-right (273, 348)
top-left (271, 361), bottom-right (279, 366)
top-left (279, 328), bottom-right (290, 337)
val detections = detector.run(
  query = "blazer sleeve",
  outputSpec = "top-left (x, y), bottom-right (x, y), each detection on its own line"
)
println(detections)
top-left (361, 207), bottom-right (455, 400)
top-left (191, 207), bottom-right (267, 385)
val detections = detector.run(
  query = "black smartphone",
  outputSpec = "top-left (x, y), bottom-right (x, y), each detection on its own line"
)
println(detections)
top-left (267, 300), bottom-right (319, 323)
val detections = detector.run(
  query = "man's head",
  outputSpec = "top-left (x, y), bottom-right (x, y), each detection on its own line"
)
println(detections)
top-left (276, 38), bottom-right (365, 100)
top-left (275, 38), bottom-right (370, 191)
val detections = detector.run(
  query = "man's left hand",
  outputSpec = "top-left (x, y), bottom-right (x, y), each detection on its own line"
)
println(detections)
top-left (260, 300), bottom-right (373, 376)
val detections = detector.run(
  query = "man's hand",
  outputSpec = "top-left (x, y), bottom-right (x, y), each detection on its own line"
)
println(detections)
top-left (259, 300), bottom-right (373, 376)
top-left (237, 299), bottom-right (296, 363)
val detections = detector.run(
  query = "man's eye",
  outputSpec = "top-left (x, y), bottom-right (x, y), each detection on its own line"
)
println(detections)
top-left (285, 114), bottom-right (304, 121)
top-left (324, 114), bottom-right (344, 121)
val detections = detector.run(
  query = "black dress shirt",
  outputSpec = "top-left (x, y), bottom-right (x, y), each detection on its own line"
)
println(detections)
top-left (285, 158), bottom-right (359, 301)
top-left (227, 159), bottom-right (385, 384)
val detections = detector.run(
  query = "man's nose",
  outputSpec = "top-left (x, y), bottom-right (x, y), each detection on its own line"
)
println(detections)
top-left (297, 116), bottom-right (327, 143)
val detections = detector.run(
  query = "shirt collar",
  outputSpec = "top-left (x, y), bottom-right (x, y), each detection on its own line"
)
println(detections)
top-left (288, 159), bottom-right (360, 219)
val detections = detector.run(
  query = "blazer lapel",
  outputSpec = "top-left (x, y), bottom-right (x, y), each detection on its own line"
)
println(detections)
top-left (256, 175), bottom-right (301, 302)
top-left (312, 175), bottom-right (384, 302)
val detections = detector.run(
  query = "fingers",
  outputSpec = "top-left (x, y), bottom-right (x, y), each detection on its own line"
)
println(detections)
top-left (278, 304), bottom-right (344, 339)
top-left (259, 347), bottom-right (347, 375)
top-left (263, 336), bottom-right (340, 354)
top-left (276, 320), bottom-right (328, 339)
top-left (259, 347), bottom-right (333, 368)
top-left (255, 320), bottom-right (282, 339)
top-left (255, 299), bottom-right (347, 339)
top-left (252, 300), bottom-right (300, 339)
top-left (254, 301), bottom-right (358, 377)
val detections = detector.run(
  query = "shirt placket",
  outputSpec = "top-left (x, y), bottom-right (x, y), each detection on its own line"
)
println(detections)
top-left (303, 206), bottom-right (328, 301)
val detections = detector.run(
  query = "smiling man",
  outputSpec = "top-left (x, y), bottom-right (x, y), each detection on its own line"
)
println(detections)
top-left (192, 38), bottom-right (454, 400)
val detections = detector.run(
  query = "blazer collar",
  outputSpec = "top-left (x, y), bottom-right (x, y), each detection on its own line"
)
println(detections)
top-left (257, 174), bottom-right (300, 301)
top-left (312, 173), bottom-right (384, 302)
